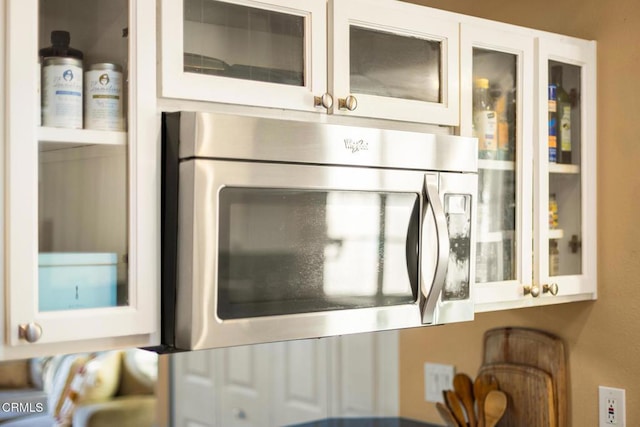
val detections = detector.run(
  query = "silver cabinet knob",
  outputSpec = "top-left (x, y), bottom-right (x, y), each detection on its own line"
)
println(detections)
top-left (543, 283), bottom-right (559, 296)
top-left (523, 285), bottom-right (540, 298)
top-left (338, 95), bottom-right (358, 111)
top-left (314, 93), bottom-right (333, 109)
top-left (19, 322), bottom-right (42, 343)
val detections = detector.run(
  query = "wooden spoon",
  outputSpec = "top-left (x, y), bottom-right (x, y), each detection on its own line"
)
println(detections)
top-left (474, 374), bottom-right (499, 427)
top-left (436, 401), bottom-right (462, 427)
top-left (444, 390), bottom-right (467, 427)
top-left (484, 390), bottom-right (508, 427)
top-left (454, 373), bottom-right (477, 427)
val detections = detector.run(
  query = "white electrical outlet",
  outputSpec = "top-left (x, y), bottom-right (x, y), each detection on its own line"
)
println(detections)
top-left (599, 386), bottom-right (626, 426)
top-left (424, 362), bottom-right (455, 402)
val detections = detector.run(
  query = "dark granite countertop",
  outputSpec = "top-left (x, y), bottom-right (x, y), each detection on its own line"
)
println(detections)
top-left (286, 418), bottom-right (440, 427)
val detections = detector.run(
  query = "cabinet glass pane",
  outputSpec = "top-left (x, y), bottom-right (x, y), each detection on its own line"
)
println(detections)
top-left (38, 1), bottom-right (130, 312)
top-left (349, 26), bottom-right (441, 102)
top-left (183, 0), bottom-right (305, 86)
top-left (548, 61), bottom-right (582, 276)
top-left (472, 48), bottom-right (517, 283)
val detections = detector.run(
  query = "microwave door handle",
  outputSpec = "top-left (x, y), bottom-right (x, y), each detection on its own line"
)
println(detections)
top-left (421, 175), bottom-right (450, 324)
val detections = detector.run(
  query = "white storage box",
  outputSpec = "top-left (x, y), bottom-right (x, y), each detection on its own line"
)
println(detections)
top-left (38, 252), bottom-right (118, 311)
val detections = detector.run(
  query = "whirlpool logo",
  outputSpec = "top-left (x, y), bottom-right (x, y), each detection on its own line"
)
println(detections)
top-left (343, 138), bottom-right (369, 153)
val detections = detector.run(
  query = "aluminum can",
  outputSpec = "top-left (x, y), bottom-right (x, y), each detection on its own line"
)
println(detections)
top-left (84, 63), bottom-right (124, 131)
top-left (42, 57), bottom-right (83, 129)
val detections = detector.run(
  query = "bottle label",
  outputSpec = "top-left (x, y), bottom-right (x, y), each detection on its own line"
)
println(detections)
top-left (548, 99), bottom-right (557, 113)
top-left (42, 63), bottom-right (83, 129)
top-left (560, 105), bottom-right (571, 152)
top-left (548, 114), bottom-right (557, 163)
top-left (474, 110), bottom-right (497, 155)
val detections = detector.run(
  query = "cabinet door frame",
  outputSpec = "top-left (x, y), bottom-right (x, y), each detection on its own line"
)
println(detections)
top-left (330, 0), bottom-right (459, 125)
top-left (5, 0), bottom-right (157, 350)
top-left (159, 0), bottom-right (327, 112)
top-left (459, 23), bottom-right (535, 309)
top-left (534, 36), bottom-right (597, 300)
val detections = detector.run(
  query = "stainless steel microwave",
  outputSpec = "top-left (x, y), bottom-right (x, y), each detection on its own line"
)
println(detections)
top-left (160, 112), bottom-right (478, 351)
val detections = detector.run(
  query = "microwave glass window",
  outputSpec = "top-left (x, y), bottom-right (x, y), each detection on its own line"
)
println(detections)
top-left (349, 26), bottom-right (441, 102)
top-left (217, 188), bottom-right (418, 319)
top-left (183, 0), bottom-right (305, 86)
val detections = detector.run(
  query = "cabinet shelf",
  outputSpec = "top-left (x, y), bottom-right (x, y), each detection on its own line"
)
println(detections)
top-left (38, 127), bottom-right (127, 151)
top-left (549, 163), bottom-right (580, 174)
top-left (478, 159), bottom-right (516, 171)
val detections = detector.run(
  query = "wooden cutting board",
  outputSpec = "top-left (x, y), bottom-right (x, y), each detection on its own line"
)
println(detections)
top-left (478, 363), bottom-right (557, 427)
top-left (482, 327), bottom-right (567, 427)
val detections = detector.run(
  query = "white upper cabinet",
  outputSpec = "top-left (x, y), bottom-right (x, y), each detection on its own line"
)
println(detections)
top-left (534, 35), bottom-right (597, 302)
top-left (3, 0), bottom-right (158, 359)
top-left (329, 0), bottom-right (459, 124)
top-left (160, 0), bottom-right (328, 112)
top-left (461, 20), bottom-right (597, 312)
top-left (159, 0), bottom-right (459, 125)
top-left (459, 22), bottom-right (535, 309)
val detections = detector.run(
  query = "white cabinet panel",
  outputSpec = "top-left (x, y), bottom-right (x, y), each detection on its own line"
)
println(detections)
top-left (330, 0), bottom-right (459, 124)
top-left (160, 0), bottom-right (327, 112)
top-left (173, 351), bottom-right (219, 427)
top-left (2, 0), bottom-right (158, 358)
top-left (170, 331), bottom-right (399, 427)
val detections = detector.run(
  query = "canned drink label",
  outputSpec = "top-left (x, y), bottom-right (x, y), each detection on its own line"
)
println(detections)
top-left (42, 64), bottom-right (83, 129)
top-left (84, 68), bottom-right (124, 131)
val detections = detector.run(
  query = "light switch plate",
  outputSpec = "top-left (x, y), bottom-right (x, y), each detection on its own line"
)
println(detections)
top-left (424, 362), bottom-right (455, 402)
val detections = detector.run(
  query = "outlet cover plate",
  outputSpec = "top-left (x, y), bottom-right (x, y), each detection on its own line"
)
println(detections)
top-left (599, 386), bottom-right (626, 426)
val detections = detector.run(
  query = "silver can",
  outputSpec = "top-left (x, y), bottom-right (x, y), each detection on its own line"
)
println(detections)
top-left (84, 63), bottom-right (124, 131)
top-left (42, 57), bottom-right (83, 129)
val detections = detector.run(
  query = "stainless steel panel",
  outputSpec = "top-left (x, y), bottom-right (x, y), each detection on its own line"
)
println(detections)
top-left (176, 159), bottom-right (435, 350)
top-left (178, 112), bottom-right (477, 173)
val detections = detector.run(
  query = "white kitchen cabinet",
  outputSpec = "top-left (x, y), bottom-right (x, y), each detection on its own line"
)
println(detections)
top-left (170, 331), bottom-right (399, 427)
top-left (462, 20), bottom-right (597, 311)
top-left (329, 0), bottom-right (459, 124)
top-left (1, 0), bottom-right (158, 359)
top-left (160, 0), bottom-right (328, 112)
top-left (533, 35), bottom-right (597, 303)
top-left (459, 22), bottom-right (535, 309)
top-left (159, 0), bottom-right (459, 125)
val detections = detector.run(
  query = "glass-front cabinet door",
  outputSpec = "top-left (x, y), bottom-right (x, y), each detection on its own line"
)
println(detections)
top-left (535, 37), bottom-right (597, 301)
top-left (160, 0), bottom-right (327, 112)
top-left (460, 23), bottom-right (534, 309)
top-left (5, 0), bottom-right (156, 356)
top-left (330, 0), bottom-right (459, 125)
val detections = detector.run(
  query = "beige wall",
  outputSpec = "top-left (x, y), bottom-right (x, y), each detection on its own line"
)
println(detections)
top-left (399, 0), bottom-right (640, 425)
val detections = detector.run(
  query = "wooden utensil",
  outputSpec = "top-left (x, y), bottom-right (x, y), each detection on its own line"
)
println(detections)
top-left (483, 390), bottom-right (507, 427)
top-left (444, 390), bottom-right (467, 427)
top-left (483, 327), bottom-right (567, 427)
top-left (478, 363), bottom-right (557, 427)
top-left (474, 373), bottom-right (499, 427)
top-left (436, 401), bottom-right (462, 427)
top-left (454, 373), bottom-right (476, 427)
